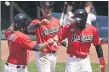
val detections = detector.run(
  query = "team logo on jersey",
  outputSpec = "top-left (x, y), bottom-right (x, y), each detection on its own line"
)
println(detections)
top-left (7, 34), bottom-right (18, 42)
top-left (41, 27), bottom-right (59, 36)
top-left (70, 34), bottom-right (93, 43)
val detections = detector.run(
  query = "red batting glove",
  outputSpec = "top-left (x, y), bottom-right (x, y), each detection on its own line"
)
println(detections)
top-left (99, 57), bottom-right (106, 72)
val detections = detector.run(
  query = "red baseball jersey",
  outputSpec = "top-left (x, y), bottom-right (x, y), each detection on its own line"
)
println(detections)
top-left (5, 30), bottom-right (35, 65)
top-left (58, 24), bottom-right (101, 56)
top-left (30, 17), bottom-right (60, 52)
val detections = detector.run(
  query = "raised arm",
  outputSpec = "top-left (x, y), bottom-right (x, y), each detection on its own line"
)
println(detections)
top-left (7, 24), bottom-right (14, 31)
top-left (27, 23), bottom-right (40, 33)
top-left (27, 19), bottom-right (50, 33)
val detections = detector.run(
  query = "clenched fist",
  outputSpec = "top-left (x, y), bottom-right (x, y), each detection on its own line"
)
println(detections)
top-left (40, 19), bottom-right (50, 25)
top-left (99, 57), bottom-right (106, 72)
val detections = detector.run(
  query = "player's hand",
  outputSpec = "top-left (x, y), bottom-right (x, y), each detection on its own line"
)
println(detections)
top-left (100, 65), bottom-right (106, 72)
top-left (99, 57), bottom-right (106, 72)
top-left (52, 42), bottom-right (60, 49)
top-left (47, 38), bottom-right (54, 45)
top-left (69, 18), bottom-right (76, 24)
top-left (40, 19), bottom-right (50, 25)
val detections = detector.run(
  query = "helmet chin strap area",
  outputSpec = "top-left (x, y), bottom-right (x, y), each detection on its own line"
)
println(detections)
top-left (75, 19), bottom-right (87, 30)
top-left (76, 23), bottom-right (86, 30)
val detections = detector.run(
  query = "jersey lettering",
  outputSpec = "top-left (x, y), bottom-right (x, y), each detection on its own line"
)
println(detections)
top-left (41, 27), bottom-right (59, 36)
top-left (70, 34), bottom-right (93, 43)
top-left (70, 34), bottom-right (80, 42)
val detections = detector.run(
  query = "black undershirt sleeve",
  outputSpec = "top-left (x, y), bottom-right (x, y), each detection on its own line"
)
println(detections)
top-left (95, 44), bottom-right (104, 58)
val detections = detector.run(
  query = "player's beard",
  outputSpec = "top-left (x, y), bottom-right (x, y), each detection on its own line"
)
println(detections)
top-left (76, 20), bottom-right (86, 30)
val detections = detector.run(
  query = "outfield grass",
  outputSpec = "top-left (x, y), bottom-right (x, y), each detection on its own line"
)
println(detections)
top-left (1, 61), bottom-right (108, 72)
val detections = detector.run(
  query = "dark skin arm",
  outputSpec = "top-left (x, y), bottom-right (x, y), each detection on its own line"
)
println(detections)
top-left (95, 44), bottom-right (103, 58)
top-left (95, 44), bottom-right (106, 72)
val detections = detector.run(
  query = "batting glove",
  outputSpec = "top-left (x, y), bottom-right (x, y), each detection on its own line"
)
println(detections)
top-left (99, 57), bottom-right (106, 72)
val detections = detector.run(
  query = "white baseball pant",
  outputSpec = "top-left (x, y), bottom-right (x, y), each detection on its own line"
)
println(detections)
top-left (4, 62), bottom-right (28, 72)
top-left (65, 56), bottom-right (92, 72)
top-left (35, 51), bottom-right (57, 72)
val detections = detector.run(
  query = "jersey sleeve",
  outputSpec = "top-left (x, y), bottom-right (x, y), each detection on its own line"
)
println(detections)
top-left (30, 18), bottom-right (41, 25)
top-left (58, 25), bottom-right (69, 41)
top-left (5, 30), bottom-right (12, 39)
top-left (28, 18), bottom-right (41, 33)
top-left (92, 27), bottom-right (101, 46)
top-left (21, 36), bottom-right (36, 50)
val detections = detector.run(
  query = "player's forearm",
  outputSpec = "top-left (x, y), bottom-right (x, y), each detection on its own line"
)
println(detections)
top-left (53, 35), bottom-right (67, 47)
top-left (27, 24), bottom-right (40, 33)
top-left (95, 44), bottom-right (104, 58)
top-left (53, 35), bottom-right (59, 42)
top-left (95, 44), bottom-right (106, 71)
top-left (8, 24), bottom-right (14, 31)
top-left (32, 38), bottom-right (54, 51)
top-left (32, 42), bottom-right (49, 51)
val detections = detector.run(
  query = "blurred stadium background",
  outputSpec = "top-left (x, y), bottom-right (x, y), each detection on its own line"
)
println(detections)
top-left (1, 1), bottom-right (108, 42)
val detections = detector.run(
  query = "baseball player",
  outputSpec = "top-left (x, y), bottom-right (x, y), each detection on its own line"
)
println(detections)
top-left (4, 13), bottom-right (54, 72)
top-left (27, 1), bottom-right (60, 72)
top-left (53, 9), bottom-right (106, 72)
